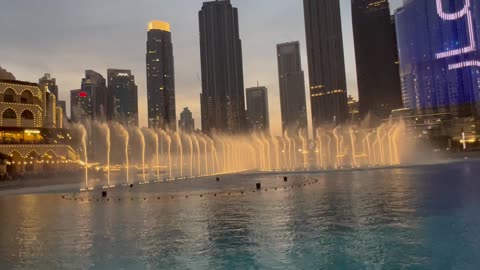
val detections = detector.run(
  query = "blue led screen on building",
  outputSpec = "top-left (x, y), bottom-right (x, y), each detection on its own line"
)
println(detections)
top-left (395, 0), bottom-right (480, 111)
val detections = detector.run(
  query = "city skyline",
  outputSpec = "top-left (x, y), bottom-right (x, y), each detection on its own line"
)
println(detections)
top-left (0, 0), bottom-right (403, 136)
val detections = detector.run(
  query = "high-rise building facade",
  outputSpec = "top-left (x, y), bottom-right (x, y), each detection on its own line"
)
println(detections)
top-left (107, 69), bottom-right (138, 126)
top-left (199, 0), bottom-right (246, 134)
top-left (81, 70), bottom-right (107, 120)
top-left (303, 0), bottom-right (348, 129)
top-left (395, 0), bottom-right (480, 115)
top-left (70, 89), bottom-right (93, 122)
top-left (146, 21), bottom-right (176, 130)
top-left (178, 107), bottom-right (195, 133)
top-left (246, 86), bottom-right (270, 132)
top-left (39, 73), bottom-right (59, 99)
top-left (352, 0), bottom-right (402, 120)
top-left (277, 42), bottom-right (308, 134)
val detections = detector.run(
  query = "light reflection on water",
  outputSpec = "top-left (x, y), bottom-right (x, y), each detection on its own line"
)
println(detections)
top-left (1, 161), bottom-right (480, 269)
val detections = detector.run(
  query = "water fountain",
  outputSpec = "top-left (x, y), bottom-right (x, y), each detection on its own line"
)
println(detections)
top-left (71, 119), bottom-right (410, 191)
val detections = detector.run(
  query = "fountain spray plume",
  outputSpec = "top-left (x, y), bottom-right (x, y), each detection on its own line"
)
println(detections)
top-left (186, 134), bottom-right (194, 177)
top-left (73, 123), bottom-right (89, 190)
top-left (175, 132), bottom-right (183, 178)
top-left (160, 130), bottom-right (172, 179)
top-left (192, 134), bottom-right (201, 176)
top-left (116, 124), bottom-right (130, 185)
top-left (135, 128), bottom-right (146, 183)
top-left (145, 129), bottom-right (160, 182)
top-left (97, 122), bottom-right (111, 187)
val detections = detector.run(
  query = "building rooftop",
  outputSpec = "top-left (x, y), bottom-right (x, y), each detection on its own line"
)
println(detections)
top-left (148, 21), bottom-right (170, 32)
top-left (0, 79), bottom-right (39, 87)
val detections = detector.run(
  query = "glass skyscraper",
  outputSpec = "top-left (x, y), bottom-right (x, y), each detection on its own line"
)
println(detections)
top-left (303, 0), bottom-right (349, 130)
top-left (395, 0), bottom-right (480, 115)
top-left (199, 0), bottom-right (246, 134)
top-left (146, 21), bottom-right (176, 130)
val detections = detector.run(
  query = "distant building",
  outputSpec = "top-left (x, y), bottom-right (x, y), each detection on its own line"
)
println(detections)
top-left (199, 0), bottom-right (246, 134)
top-left (303, 0), bottom-right (349, 129)
top-left (107, 69), bottom-right (138, 126)
top-left (38, 73), bottom-right (59, 100)
top-left (146, 20), bottom-right (176, 130)
top-left (178, 107), bottom-right (195, 133)
top-left (70, 89), bottom-right (92, 122)
top-left (348, 95), bottom-right (359, 123)
top-left (395, 0), bottom-right (480, 116)
top-left (81, 70), bottom-right (107, 121)
top-left (352, 0), bottom-right (402, 121)
top-left (246, 86), bottom-right (269, 133)
top-left (277, 41), bottom-right (308, 134)
top-left (57, 100), bottom-right (67, 123)
top-left (0, 79), bottom-right (76, 175)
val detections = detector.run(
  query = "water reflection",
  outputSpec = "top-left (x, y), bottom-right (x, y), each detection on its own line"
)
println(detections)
top-left (1, 162), bottom-right (480, 269)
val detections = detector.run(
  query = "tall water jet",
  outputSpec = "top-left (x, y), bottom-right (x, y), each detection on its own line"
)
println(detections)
top-left (299, 130), bottom-right (307, 169)
top-left (193, 135), bottom-right (201, 176)
top-left (118, 124), bottom-right (130, 184)
top-left (201, 136), bottom-right (208, 175)
top-left (284, 132), bottom-right (293, 169)
top-left (175, 132), bottom-right (183, 178)
top-left (76, 124), bottom-right (89, 189)
top-left (272, 136), bottom-right (280, 170)
top-left (349, 128), bottom-right (358, 167)
top-left (366, 131), bottom-right (375, 165)
top-left (154, 132), bottom-right (160, 181)
top-left (316, 129), bottom-right (324, 169)
top-left (187, 134), bottom-right (194, 177)
top-left (99, 123), bottom-right (111, 187)
top-left (261, 133), bottom-right (271, 170)
top-left (136, 128), bottom-right (146, 182)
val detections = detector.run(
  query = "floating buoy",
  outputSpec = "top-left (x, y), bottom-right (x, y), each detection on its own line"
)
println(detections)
top-left (256, 183), bottom-right (261, 190)
top-left (102, 191), bottom-right (107, 197)
top-left (284, 177), bottom-right (288, 182)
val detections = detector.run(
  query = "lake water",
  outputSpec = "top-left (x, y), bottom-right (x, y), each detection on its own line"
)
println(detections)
top-left (1, 160), bottom-right (480, 269)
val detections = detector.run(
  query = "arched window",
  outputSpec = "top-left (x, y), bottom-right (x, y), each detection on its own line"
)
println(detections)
top-left (2, 108), bottom-right (17, 119)
top-left (20, 90), bottom-right (34, 104)
top-left (21, 110), bottom-right (34, 120)
top-left (3, 88), bottom-right (16, 103)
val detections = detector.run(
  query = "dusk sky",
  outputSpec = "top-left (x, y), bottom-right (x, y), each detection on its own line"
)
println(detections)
top-left (0, 0), bottom-right (402, 135)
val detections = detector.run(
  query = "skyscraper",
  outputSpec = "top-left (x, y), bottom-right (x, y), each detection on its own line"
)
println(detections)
top-left (303, 0), bottom-right (348, 130)
top-left (81, 70), bottom-right (107, 120)
top-left (246, 86), bottom-right (270, 132)
top-left (178, 107), bottom-right (195, 133)
top-left (199, 0), bottom-right (246, 134)
top-left (277, 42), bottom-right (308, 134)
top-left (107, 69), bottom-right (138, 126)
top-left (146, 20), bottom-right (176, 130)
top-left (70, 89), bottom-right (92, 122)
top-left (352, 0), bottom-right (402, 121)
top-left (395, 0), bottom-right (480, 115)
top-left (39, 73), bottom-right (59, 99)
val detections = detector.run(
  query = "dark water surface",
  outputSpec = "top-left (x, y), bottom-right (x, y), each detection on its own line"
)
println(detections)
top-left (1, 161), bottom-right (480, 269)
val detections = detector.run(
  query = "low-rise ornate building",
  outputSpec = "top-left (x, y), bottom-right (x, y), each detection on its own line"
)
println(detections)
top-left (0, 79), bottom-right (76, 177)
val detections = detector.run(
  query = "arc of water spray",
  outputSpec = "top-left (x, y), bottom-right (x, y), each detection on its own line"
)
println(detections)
top-left (175, 132), bottom-right (183, 178)
top-left (299, 130), bottom-right (307, 170)
top-left (192, 135), bottom-right (201, 176)
top-left (187, 134), bottom-right (194, 177)
top-left (349, 128), bottom-right (358, 168)
top-left (137, 128), bottom-right (146, 183)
